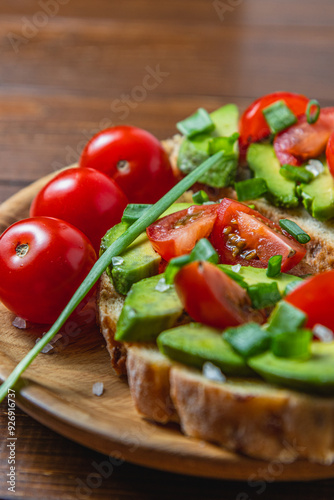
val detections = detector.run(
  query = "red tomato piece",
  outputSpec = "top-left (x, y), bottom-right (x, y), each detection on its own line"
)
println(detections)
top-left (326, 131), bottom-right (334, 178)
top-left (0, 217), bottom-right (96, 324)
top-left (174, 261), bottom-right (264, 329)
top-left (285, 271), bottom-right (334, 331)
top-left (274, 107), bottom-right (334, 166)
top-left (239, 92), bottom-right (309, 156)
top-left (146, 204), bottom-right (219, 261)
top-left (30, 167), bottom-right (128, 253)
top-left (79, 126), bottom-right (176, 204)
top-left (210, 199), bottom-right (306, 272)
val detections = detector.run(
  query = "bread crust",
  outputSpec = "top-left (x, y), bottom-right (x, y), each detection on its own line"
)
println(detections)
top-left (97, 134), bottom-right (334, 464)
top-left (170, 366), bottom-right (334, 464)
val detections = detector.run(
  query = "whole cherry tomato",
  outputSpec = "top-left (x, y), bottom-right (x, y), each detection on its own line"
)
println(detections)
top-left (285, 271), bottom-right (334, 330)
top-left (239, 92), bottom-right (309, 156)
top-left (174, 260), bottom-right (264, 329)
top-left (146, 204), bottom-right (219, 261)
top-left (210, 199), bottom-right (306, 272)
top-left (79, 126), bottom-right (176, 204)
top-left (326, 131), bottom-right (334, 178)
top-left (274, 107), bottom-right (334, 166)
top-left (30, 167), bottom-right (128, 253)
top-left (0, 217), bottom-right (96, 324)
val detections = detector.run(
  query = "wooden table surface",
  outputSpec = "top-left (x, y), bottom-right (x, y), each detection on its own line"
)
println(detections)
top-left (1, 1), bottom-right (334, 498)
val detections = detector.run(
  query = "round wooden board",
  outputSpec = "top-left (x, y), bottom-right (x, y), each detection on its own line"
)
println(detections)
top-left (1, 172), bottom-right (334, 481)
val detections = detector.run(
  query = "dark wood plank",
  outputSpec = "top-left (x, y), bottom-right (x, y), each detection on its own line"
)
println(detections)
top-left (1, 0), bottom-right (333, 26)
top-left (1, 403), bottom-right (334, 500)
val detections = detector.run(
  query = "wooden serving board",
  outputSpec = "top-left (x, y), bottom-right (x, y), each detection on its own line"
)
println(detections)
top-left (0, 173), bottom-right (334, 481)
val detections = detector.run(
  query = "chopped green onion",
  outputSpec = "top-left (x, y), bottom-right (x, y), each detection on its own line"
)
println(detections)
top-left (235, 178), bottom-right (267, 202)
top-left (176, 108), bottom-right (214, 138)
top-left (0, 150), bottom-right (225, 403)
top-left (223, 322), bottom-right (271, 359)
top-left (266, 255), bottom-right (282, 278)
top-left (279, 219), bottom-right (311, 244)
top-left (165, 239), bottom-right (218, 284)
top-left (306, 99), bottom-right (321, 124)
top-left (247, 282), bottom-right (281, 309)
top-left (271, 329), bottom-right (312, 359)
top-left (280, 164), bottom-right (314, 184)
top-left (267, 301), bottom-right (307, 335)
top-left (284, 280), bottom-right (302, 296)
top-left (122, 204), bottom-right (152, 224)
top-left (248, 204), bottom-right (255, 209)
top-left (165, 254), bottom-right (191, 285)
top-left (217, 264), bottom-right (248, 289)
top-left (192, 190), bottom-right (209, 204)
top-left (208, 132), bottom-right (239, 155)
top-left (262, 100), bottom-right (297, 134)
top-left (190, 238), bottom-right (219, 264)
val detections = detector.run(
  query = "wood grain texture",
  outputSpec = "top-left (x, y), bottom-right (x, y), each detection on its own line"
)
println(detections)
top-left (1, 0), bottom-right (334, 498)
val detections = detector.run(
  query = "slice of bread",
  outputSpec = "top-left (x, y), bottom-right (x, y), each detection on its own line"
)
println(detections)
top-left (97, 134), bottom-right (334, 464)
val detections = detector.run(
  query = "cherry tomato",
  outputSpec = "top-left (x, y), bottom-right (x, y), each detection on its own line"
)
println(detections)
top-left (30, 167), bottom-right (128, 253)
top-left (210, 199), bottom-right (306, 272)
top-left (174, 261), bottom-right (264, 329)
top-left (79, 126), bottom-right (176, 204)
top-left (239, 92), bottom-right (309, 156)
top-left (274, 107), bottom-right (334, 166)
top-left (0, 217), bottom-right (96, 324)
top-left (146, 204), bottom-right (219, 261)
top-left (285, 271), bottom-right (334, 330)
top-left (326, 131), bottom-right (334, 178)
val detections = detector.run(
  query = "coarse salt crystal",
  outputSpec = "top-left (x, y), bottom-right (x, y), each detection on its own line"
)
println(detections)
top-left (155, 278), bottom-right (170, 292)
top-left (92, 382), bottom-right (104, 396)
top-left (202, 362), bottom-right (226, 383)
top-left (112, 256), bottom-right (124, 266)
top-left (305, 159), bottom-right (324, 177)
top-left (313, 324), bottom-right (334, 343)
top-left (231, 264), bottom-right (241, 273)
top-left (35, 333), bottom-right (63, 354)
top-left (12, 317), bottom-right (30, 329)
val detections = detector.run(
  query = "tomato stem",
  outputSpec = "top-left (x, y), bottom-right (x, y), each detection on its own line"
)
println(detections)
top-left (0, 151), bottom-right (224, 402)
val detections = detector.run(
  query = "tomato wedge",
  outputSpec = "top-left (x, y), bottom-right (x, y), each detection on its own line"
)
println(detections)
top-left (210, 199), bottom-right (306, 272)
top-left (285, 271), bottom-right (334, 330)
top-left (326, 131), bottom-right (334, 178)
top-left (274, 107), bottom-right (334, 166)
top-left (239, 92), bottom-right (309, 156)
top-left (174, 260), bottom-right (264, 329)
top-left (146, 204), bottom-right (219, 261)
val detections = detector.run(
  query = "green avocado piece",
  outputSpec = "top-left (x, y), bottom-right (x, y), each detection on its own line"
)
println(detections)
top-left (177, 104), bottom-right (239, 188)
top-left (157, 323), bottom-right (253, 376)
top-left (100, 222), bottom-right (161, 295)
top-left (247, 143), bottom-right (299, 208)
top-left (115, 274), bottom-right (185, 342)
top-left (248, 341), bottom-right (334, 395)
top-left (218, 264), bottom-right (302, 296)
top-left (100, 203), bottom-right (192, 295)
top-left (297, 162), bottom-right (334, 221)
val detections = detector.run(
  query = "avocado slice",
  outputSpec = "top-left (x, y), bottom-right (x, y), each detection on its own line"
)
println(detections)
top-left (177, 104), bottom-right (239, 188)
top-left (100, 203), bottom-right (192, 295)
top-left (100, 222), bottom-right (161, 295)
top-left (115, 274), bottom-right (185, 342)
top-left (247, 143), bottom-right (299, 208)
top-left (218, 264), bottom-right (302, 296)
top-left (298, 162), bottom-right (334, 221)
top-left (158, 323), bottom-right (253, 376)
top-left (248, 342), bottom-right (334, 395)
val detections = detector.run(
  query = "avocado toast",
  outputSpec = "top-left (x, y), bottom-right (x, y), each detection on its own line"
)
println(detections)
top-left (97, 96), bottom-right (334, 465)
